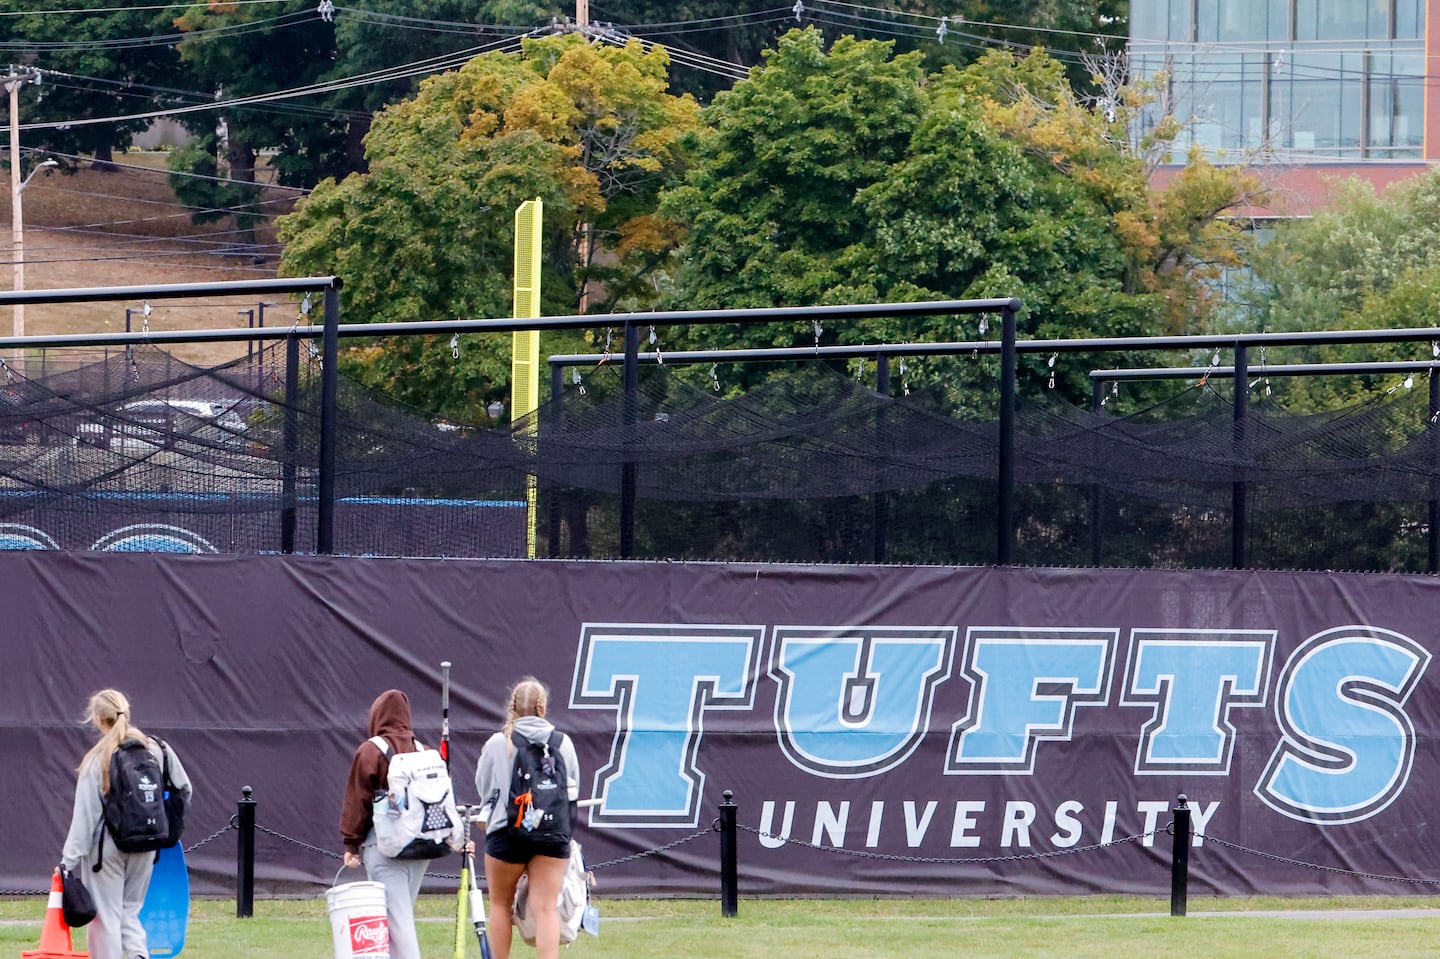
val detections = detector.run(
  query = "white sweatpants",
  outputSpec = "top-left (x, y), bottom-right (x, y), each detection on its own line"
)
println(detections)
top-left (79, 844), bottom-right (155, 959)
top-left (361, 837), bottom-right (428, 959)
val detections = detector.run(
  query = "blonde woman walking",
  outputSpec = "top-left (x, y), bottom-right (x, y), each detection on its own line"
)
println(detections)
top-left (473, 677), bottom-right (580, 959)
top-left (61, 689), bottom-right (192, 959)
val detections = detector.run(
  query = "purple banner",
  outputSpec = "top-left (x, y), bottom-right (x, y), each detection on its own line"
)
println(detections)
top-left (4, 554), bottom-right (1439, 897)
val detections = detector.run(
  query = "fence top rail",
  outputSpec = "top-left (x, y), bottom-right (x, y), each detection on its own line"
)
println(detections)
top-left (0, 298), bottom-right (1020, 350)
top-left (0, 277), bottom-right (341, 308)
top-left (547, 329), bottom-right (1440, 368)
top-left (1092, 360), bottom-right (1440, 381)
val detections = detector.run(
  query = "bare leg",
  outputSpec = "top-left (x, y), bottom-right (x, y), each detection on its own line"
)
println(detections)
top-left (523, 855), bottom-right (569, 959)
top-left (484, 855), bottom-right (525, 959)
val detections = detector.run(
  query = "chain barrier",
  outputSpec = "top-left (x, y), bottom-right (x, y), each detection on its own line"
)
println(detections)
top-left (184, 821), bottom-right (235, 855)
top-left (254, 823), bottom-right (343, 863)
top-left (587, 824), bottom-right (716, 871)
top-left (735, 823), bottom-right (1157, 865)
top-left (1, 821), bottom-right (236, 897)
top-left (1202, 833), bottom-right (1440, 887)
top-left (248, 819), bottom-right (709, 877)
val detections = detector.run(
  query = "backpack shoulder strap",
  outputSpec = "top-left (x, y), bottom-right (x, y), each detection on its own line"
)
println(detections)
top-left (154, 737), bottom-right (171, 784)
top-left (510, 730), bottom-right (528, 754)
top-left (547, 730), bottom-right (564, 752)
top-left (368, 735), bottom-right (390, 757)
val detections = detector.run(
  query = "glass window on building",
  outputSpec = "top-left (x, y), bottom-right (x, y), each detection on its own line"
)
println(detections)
top-left (1168, 0), bottom-right (1192, 41)
top-left (1130, 0), bottom-right (1163, 41)
top-left (1368, 51), bottom-right (1425, 156)
top-left (1203, 0), bottom-right (1272, 40)
top-left (1395, 0), bottom-right (1425, 38)
top-left (1282, 52), bottom-right (1363, 155)
top-left (1295, 0), bottom-right (1370, 39)
top-left (1366, 0), bottom-right (1392, 37)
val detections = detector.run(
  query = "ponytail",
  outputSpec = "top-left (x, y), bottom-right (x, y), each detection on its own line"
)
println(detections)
top-left (79, 689), bottom-right (147, 793)
top-left (501, 677), bottom-right (548, 752)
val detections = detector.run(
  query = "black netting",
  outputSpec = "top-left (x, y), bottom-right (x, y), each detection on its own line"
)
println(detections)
top-left (4, 348), bottom-right (1440, 572)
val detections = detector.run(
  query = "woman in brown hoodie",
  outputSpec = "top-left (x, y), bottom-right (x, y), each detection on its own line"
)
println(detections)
top-left (339, 689), bottom-right (429, 959)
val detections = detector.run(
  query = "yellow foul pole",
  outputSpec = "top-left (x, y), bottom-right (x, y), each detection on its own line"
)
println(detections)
top-left (512, 198), bottom-right (543, 557)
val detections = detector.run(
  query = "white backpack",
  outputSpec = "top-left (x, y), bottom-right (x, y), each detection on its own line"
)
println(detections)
top-left (512, 840), bottom-right (596, 945)
top-left (368, 737), bottom-right (463, 860)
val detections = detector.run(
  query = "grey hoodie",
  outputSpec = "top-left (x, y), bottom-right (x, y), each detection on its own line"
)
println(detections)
top-left (473, 714), bottom-right (580, 835)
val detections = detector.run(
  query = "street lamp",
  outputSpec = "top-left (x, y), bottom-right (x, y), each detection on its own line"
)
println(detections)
top-left (11, 157), bottom-right (56, 375)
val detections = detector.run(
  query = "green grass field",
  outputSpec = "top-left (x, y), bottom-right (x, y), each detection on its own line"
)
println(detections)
top-left (3, 894), bottom-right (1440, 959)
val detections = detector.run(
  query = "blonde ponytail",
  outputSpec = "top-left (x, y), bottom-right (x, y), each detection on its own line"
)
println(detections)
top-left (79, 689), bottom-right (147, 793)
top-left (501, 677), bottom-right (548, 750)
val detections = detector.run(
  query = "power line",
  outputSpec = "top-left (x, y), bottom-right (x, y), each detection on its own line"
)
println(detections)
top-left (17, 34), bottom-right (524, 132)
top-left (36, 149), bottom-right (312, 193)
top-left (0, 0), bottom-right (290, 16)
top-left (0, 11), bottom-right (311, 51)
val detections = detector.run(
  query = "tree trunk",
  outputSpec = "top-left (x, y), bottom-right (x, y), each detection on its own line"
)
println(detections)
top-left (226, 139), bottom-right (260, 251)
top-left (92, 142), bottom-right (118, 173)
top-left (344, 116), bottom-right (370, 177)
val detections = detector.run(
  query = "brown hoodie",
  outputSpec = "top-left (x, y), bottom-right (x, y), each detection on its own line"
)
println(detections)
top-left (340, 689), bottom-right (421, 854)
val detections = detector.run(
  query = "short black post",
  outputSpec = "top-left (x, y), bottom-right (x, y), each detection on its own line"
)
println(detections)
top-left (1169, 793), bottom-right (1190, 918)
top-left (719, 789), bottom-right (738, 917)
top-left (237, 785), bottom-right (256, 918)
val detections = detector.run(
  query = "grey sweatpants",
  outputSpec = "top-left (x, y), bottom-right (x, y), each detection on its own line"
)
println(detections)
top-left (79, 845), bottom-right (155, 959)
top-left (361, 837), bottom-right (428, 959)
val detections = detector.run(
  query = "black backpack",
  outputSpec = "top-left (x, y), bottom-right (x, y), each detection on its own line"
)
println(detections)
top-left (505, 731), bottom-right (572, 844)
top-left (99, 738), bottom-right (173, 857)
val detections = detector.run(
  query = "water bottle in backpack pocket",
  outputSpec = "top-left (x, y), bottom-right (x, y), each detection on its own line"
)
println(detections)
top-left (368, 737), bottom-right (462, 860)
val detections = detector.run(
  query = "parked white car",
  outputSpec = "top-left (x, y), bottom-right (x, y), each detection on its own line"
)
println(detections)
top-left (110, 398), bottom-right (249, 451)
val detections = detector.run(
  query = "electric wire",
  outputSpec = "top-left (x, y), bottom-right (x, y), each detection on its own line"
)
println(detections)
top-left (0, 11), bottom-right (313, 51)
top-left (0, 0), bottom-right (291, 16)
top-left (17, 33), bottom-right (524, 132)
top-left (37, 72), bottom-right (374, 124)
top-left (37, 150), bottom-right (312, 193)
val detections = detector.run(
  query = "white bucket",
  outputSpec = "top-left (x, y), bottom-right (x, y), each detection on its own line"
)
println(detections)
top-left (326, 880), bottom-right (390, 959)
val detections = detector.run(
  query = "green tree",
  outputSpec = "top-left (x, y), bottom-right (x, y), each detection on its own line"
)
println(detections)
top-left (170, 0), bottom-right (343, 213)
top-left (0, 0), bottom-right (189, 165)
top-left (278, 34), bottom-right (699, 419)
top-left (659, 33), bottom-right (1260, 407)
top-left (1239, 171), bottom-right (1440, 410)
top-left (660, 30), bottom-right (928, 311)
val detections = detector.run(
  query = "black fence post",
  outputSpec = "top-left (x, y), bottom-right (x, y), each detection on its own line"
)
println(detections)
top-left (719, 789), bottom-right (738, 918)
top-left (317, 286), bottom-right (340, 555)
top-left (873, 353), bottom-right (890, 564)
top-left (548, 362), bottom-right (564, 558)
top-left (1089, 377), bottom-right (1105, 565)
top-left (280, 332), bottom-right (299, 554)
top-left (1232, 345), bottom-right (1249, 569)
top-left (1169, 793), bottom-right (1190, 918)
top-left (619, 320), bottom-right (639, 559)
top-left (997, 301), bottom-right (1019, 565)
top-left (237, 785), bottom-right (256, 918)
top-left (1429, 371), bottom-right (1439, 574)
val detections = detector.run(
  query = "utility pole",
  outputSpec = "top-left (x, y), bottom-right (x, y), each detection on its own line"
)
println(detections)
top-left (6, 66), bottom-right (41, 377)
top-left (576, 0), bottom-right (588, 30)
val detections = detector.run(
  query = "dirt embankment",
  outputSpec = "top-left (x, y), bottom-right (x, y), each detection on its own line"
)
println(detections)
top-left (0, 153), bottom-right (299, 367)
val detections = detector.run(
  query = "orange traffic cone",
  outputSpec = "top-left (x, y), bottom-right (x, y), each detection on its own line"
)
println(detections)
top-left (21, 869), bottom-right (88, 959)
